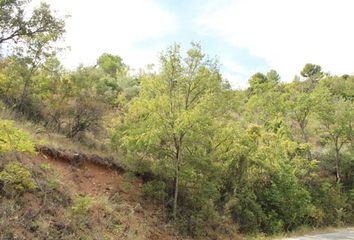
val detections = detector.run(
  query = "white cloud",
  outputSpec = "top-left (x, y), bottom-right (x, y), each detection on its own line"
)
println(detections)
top-left (220, 59), bottom-right (254, 88)
top-left (41, 0), bottom-right (179, 69)
top-left (222, 58), bottom-right (253, 76)
top-left (222, 71), bottom-right (248, 89)
top-left (197, 0), bottom-right (354, 81)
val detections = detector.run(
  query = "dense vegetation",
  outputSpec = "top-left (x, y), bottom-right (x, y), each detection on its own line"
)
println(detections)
top-left (1, 0), bottom-right (353, 238)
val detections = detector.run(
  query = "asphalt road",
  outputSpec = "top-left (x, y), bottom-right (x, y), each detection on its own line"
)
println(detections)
top-left (286, 229), bottom-right (354, 240)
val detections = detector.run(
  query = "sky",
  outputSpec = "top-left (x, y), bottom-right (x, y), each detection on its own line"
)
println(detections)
top-left (38, 0), bottom-right (354, 88)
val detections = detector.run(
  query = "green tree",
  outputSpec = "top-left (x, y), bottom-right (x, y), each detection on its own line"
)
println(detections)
top-left (315, 82), bottom-right (353, 183)
top-left (217, 122), bottom-right (316, 233)
top-left (246, 70), bottom-right (286, 124)
top-left (0, 2), bottom-right (65, 118)
top-left (97, 53), bottom-right (126, 77)
top-left (287, 64), bottom-right (323, 137)
top-left (285, 80), bottom-right (315, 143)
top-left (15, 14), bottom-right (65, 113)
top-left (0, 0), bottom-right (65, 45)
top-left (283, 65), bottom-right (323, 159)
top-left (301, 63), bottom-right (323, 83)
top-left (116, 43), bottom-right (225, 220)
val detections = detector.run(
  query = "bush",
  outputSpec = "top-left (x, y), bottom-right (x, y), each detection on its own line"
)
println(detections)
top-left (0, 162), bottom-right (37, 195)
top-left (71, 195), bottom-right (95, 217)
top-left (226, 190), bottom-right (265, 234)
top-left (66, 91), bottom-right (106, 139)
top-left (120, 172), bottom-right (136, 192)
top-left (142, 180), bottom-right (167, 202)
top-left (0, 120), bottom-right (35, 154)
top-left (314, 182), bottom-right (350, 226)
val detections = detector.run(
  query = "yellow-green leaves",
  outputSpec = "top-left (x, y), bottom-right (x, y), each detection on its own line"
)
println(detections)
top-left (115, 43), bottom-right (226, 221)
top-left (0, 120), bottom-right (35, 154)
top-left (0, 162), bottom-right (37, 194)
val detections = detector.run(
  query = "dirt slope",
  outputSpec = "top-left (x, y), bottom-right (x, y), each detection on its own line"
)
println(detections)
top-left (15, 147), bottom-right (187, 240)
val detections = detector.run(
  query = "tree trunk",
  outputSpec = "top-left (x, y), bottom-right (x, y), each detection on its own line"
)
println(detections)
top-left (18, 65), bottom-right (35, 113)
top-left (335, 148), bottom-right (341, 183)
top-left (18, 78), bottom-right (30, 112)
top-left (300, 123), bottom-right (312, 160)
top-left (173, 146), bottom-right (181, 220)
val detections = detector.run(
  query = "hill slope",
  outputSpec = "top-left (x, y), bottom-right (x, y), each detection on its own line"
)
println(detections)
top-left (0, 146), bottom-right (188, 240)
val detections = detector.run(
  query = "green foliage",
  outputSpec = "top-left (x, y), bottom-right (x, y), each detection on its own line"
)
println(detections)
top-left (66, 90), bottom-right (106, 138)
top-left (311, 182), bottom-right (349, 225)
top-left (120, 172), bottom-right (135, 192)
top-left (1, 19), bottom-right (353, 237)
top-left (71, 195), bottom-right (95, 217)
top-left (248, 70), bottom-right (280, 96)
top-left (0, 162), bottom-right (37, 195)
top-left (142, 180), bottom-right (167, 202)
top-left (301, 63), bottom-right (323, 80)
top-left (97, 53), bottom-right (126, 77)
top-left (257, 163), bottom-right (313, 233)
top-left (246, 71), bottom-right (286, 123)
top-left (116, 42), bottom-right (225, 222)
top-left (0, 120), bottom-right (35, 154)
top-left (218, 122), bottom-right (319, 234)
top-left (0, 0), bottom-right (65, 45)
top-left (108, 45), bottom-right (354, 236)
top-left (0, 1), bottom-right (65, 120)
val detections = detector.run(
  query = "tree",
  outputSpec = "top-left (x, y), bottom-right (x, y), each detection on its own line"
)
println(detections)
top-left (66, 90), bottom-right (106, 139)
top-left (266, 69), bottom-right (281, 83)
top-left (248, 72), bottom-right (267, 95)
top-left (216, 122), bottom-right (315, 233)
top-left (284, 65), bottom-right (323, 159)
top-left (315, 81), bottom-right (354, 183)
top-left (117, 43), bottom-right (225, 220)
top-left (301, 63), bottom-right (323, 80)
top-left (0, 2), bottom-right (65, 118)
top-left (246, 70), bottom-right (286, 124)
top-left (16, 9), bottom-right (65, 112)
top-left (248, 69), bottom-right (280, 95)
top-left (300, 63), bottom-right (323, 91)
top-left (97, 53), bottom-right (126, 77)
top-left (0, 0), bottom-right (65, 46)
top-left (285, 80), bottom-right (315, 143)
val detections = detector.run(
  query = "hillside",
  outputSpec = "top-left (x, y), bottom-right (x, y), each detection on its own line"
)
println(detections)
top-left (0, 143), bottom-right (190, 240)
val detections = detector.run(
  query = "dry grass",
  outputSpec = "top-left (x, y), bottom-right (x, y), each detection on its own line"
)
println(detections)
top-left (0, 149), bottom-right (180, 239)
top-left (0, 107), bottom-right (115, 159)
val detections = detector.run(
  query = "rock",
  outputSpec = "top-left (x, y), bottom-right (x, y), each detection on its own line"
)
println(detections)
top-left (84, 170), bottom-right (94, 178)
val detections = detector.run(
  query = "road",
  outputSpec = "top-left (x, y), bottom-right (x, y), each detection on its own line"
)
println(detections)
top-left (286, 229), bottom-right (354, 240)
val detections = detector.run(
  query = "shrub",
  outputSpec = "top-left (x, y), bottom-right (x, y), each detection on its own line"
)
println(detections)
top-left (312, 182), bottom-right (348, 226)
top-left (0, 120), bottom-right (35, 154)
top-left (66, 91), bottom-right (106, 139)
top-left (120, 172), bottom-right (136, 192)
top-left (71, 195), bottom-right (95, 217)
top-left (0, 162), bottom-right (37, 195)
top-left (142, 180), bottom-right (167, 202)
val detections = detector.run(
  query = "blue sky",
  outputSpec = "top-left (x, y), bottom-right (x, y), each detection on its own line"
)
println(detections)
top-left (41, 0), bottom-right (354, 88)
top-left (132, 0), bottom-right (269, 88)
